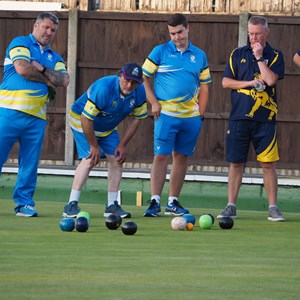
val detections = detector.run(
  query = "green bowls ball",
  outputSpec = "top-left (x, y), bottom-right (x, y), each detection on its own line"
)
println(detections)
top-left (199, 214), bottom-right (213, 229)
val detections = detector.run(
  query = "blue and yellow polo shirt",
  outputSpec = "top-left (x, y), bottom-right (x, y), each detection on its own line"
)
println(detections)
top-left (0, 34), bottom-right (67, 120)
top-left (69, 75), bottom-right (148, 137)
top-left (142, 40), bottom-right (211, 118)
top-left (223, 43), bottom-right (284, 122)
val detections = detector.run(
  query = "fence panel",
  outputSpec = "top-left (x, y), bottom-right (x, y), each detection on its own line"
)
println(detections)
top-left (0, 0), bottom-right (299, 14)
top-left (101, 0), bottom-right (300, 15)
top-left (100, 0), bottom-right (137, 11)
top-left (139, 0), bottom-right (190, 12)
top-left (1, 11), bottom-right (299, 171)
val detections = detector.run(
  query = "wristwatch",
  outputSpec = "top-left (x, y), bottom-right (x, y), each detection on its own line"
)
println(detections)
top-left (200, 115), bottom-right (205, 121)
top-left (256, 57), bottom-right (265, 62)
top-left (41, 66), bottom-right (47, 74)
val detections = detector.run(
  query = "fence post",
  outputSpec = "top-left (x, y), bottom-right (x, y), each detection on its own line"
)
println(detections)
top-left (238, 12), bottom-right (250, 47)
top-left (64, 8), bottom-right (78, 165)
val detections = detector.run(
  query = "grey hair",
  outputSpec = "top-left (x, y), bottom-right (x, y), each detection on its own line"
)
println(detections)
top-left (36, 12), bottom-right (59, 25)
top-left (248, 16), bottom-right (268, 28)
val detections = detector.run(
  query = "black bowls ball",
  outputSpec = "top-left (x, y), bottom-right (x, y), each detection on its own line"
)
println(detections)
top-left (75, 216), bottom-right (89, 232)
top-left (219, 217), bottom-right (234, 229)
top-left (105, 214), bottom-right (122, 230)
top-left (121, 221), bottom-right (137, 235)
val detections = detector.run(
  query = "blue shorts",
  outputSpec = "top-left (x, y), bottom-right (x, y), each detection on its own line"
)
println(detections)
top-left (226, 120), bottom-right (279, 163)
top-left (154, 113), bottom-right (202, 156)
top-left (72, 129), bottom-right (120, 159)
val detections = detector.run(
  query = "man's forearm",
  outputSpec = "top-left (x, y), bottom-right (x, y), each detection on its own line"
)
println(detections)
top-left (14, 59), bottom-right (49, 84)
top-left (43, 68), bottom-right (69, 88)
top-left (81, 115), bottom-right (98, 148)
top-left (33, 60), bottom-right (69, 88)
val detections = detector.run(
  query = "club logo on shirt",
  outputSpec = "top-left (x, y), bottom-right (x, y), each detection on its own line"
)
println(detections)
top-left (47, 53), bottom-right (53, 61)
top-left (129, 98), bottom-right (135, 107)
top-left (190, 55), bottom-right (196, 63)
top-left (241, 58), bottom-right (246, 63)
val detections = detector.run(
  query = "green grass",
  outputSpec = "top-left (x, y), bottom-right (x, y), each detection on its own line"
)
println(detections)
top-left (0, 199), bottom-right (300, 300)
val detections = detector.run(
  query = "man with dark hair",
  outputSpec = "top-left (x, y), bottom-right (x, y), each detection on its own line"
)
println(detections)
top-left (167, 13), bottom-right (188, 27)
top-left (142, 13), bottom-right (211, 217)
top-left (62, 63), bottom-right (147, 219)
top-left (0, 12), bottom-right (69, 217)
top-left (217, 16), bottom-right (285, 221)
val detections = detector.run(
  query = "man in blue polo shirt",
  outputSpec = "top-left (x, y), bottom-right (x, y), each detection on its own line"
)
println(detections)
top-left (217, 16), bottom-right (285, 222)
top-left (142, 13), bottom-right (211, 217)
top-left (0, 12), bottom-right (69, 217)
top-left (62, 63), bottom-right (147, 218)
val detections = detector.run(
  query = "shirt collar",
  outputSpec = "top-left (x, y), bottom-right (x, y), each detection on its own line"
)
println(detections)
top-left (29, 33), bottom-right (52, 51)
top-left (168, 40), bottom-right (193, 53)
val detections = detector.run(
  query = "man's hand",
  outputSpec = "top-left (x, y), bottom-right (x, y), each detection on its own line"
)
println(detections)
top-left (252, 42), bottom-right (263, 60)
top-left (114, 145), bottom-right (126, 164)
top-left (151, 101), bottom-right (161, 119)
top-left (86, 145), bottom-right (101, 167)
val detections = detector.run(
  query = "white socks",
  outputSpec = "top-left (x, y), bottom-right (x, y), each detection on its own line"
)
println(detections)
top-left (69, 189), bottom-right (81, 203)
top-left (269, 205), bottom-right (277, 209)
top-left (151, 196), bottom-right (179, 205)
top-left (151, 195), bottom-right (160, 203)
top-left (108, 192), bottom-right (118, 206)
top-left (168, 196), bottom-right (178, 205)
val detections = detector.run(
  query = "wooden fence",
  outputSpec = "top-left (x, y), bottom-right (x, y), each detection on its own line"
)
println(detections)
top-left (136, 0), bottom-right (300, 14)
top-left (0, 10), bottom-right (299, 175)
top-left (1, 0), bottom-right (299, 14)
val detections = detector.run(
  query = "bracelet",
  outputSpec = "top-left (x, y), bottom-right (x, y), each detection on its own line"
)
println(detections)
top-left (200, 115), bottom-right (205, 121)
top-left (41, 67), bottom-right (47, 74)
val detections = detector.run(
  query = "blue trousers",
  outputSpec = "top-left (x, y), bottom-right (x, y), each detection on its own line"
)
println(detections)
top-left (0, 108), bottom-right (46, 210)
